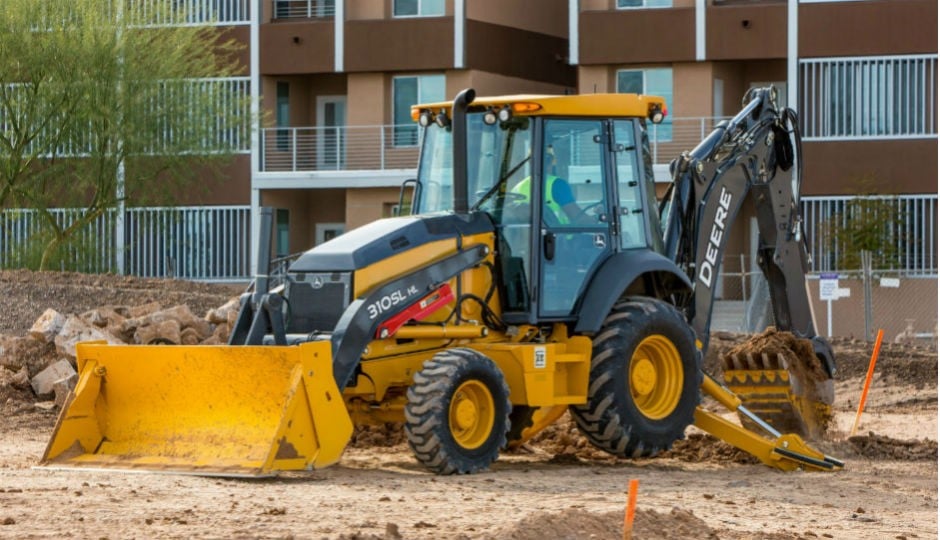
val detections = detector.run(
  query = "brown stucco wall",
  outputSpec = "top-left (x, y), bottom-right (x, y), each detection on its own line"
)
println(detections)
top-left (260, 21), bottom-right (334, 74)
top-left (260, 74), bottom-right (347, 128)
top-left (162, 155), bottom-right (251, 206)
top-left (579, 8), bottom-right (695, 65)
top-left (260, 188), bottom-right (347, 252)
top-left (706, 3), bottom-right (787, 60)
top-left (345, 188), bottom-right (402, 230)
top-left (221, 26), bottom-right (251, 75)
top-left (447, 71), bottom-right (571, 98)
top-left (345, 18), bottom-right (453, 72)
top-left (465, 20), bottom-right (575, 86)
top-left (468, 0), bottom-right (568, 37)
top-left (800, 0), bottom-right (938, 58)
top-left (802, 139), bottom-right (939, 196)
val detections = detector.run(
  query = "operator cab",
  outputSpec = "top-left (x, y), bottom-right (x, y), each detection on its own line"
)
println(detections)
top-left (408, 94), bottom-right (667, 324)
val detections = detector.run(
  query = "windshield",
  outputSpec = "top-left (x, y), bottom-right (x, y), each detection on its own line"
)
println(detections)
top-left (415, 113), bottom-right (532, 214)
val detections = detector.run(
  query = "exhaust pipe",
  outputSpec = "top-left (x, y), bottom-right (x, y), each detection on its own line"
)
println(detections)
top-left (451, 88), bottom-right (475, 214)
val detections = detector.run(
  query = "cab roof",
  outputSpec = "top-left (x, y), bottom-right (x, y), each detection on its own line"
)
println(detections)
top-left (411, 93), bottom-right (666, 120)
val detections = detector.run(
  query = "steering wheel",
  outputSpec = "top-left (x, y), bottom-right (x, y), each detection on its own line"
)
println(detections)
top-left (574, 201), bottom-right (606, 222)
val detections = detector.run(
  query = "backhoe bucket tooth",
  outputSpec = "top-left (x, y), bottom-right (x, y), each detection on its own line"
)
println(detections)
top-left (41, 341), bottom-right (353, 477)
top-left (721, 351), bottom-right (833, 438)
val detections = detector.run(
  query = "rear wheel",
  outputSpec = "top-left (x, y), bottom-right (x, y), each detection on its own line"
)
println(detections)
top-left (405, 348), bottom-right (511, 474)
top-left (570, 297), bottom-right (702, 457)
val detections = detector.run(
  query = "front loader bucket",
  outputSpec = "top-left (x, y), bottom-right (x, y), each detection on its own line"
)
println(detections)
top-left (41, 341), bottom-right (353, 477)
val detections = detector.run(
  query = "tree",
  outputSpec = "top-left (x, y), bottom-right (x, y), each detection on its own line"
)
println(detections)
top-left (0, 0), bottom-right (249, 270)
top-left (817, 177), bottom-right (905, 272)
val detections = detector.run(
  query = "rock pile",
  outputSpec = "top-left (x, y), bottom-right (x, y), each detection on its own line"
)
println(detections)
top-left (0, 297), bottom-right (241, 407)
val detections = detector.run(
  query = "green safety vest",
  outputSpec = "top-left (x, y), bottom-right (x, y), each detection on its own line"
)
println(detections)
top-left (511, 175), bottom-right (569, 225)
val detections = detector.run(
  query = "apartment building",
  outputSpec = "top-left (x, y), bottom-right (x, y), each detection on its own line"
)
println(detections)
top-left (571, 0), bottom-right (937, 336)
top-left (3, 0), bottom-right (936, 291)
top-left (573, 0), bottom-right (936, 272)
top-left (250, 0), bottom-right (575, 261)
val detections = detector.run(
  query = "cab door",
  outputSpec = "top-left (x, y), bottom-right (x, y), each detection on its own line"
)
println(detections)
top-left (538, 119), bottom-right (614, 317)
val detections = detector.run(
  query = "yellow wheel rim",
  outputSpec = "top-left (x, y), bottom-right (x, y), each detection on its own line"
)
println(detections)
top-left (629, 335), bottom-right (684, 420)
top-left (449, 380), bottom-right (495, 450)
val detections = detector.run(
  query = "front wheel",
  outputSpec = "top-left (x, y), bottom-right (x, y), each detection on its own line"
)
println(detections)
top-left (405, 348), bottom-right (511, 474)
top-left (570, 297), bottom-right (702, 458)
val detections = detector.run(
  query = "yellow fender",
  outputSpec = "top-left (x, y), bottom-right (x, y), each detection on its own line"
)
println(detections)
top-left (42, 341), bottom-right (353, 477)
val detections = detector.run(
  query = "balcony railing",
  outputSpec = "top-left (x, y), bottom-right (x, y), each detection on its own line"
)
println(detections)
top-left (260, 119), bottom-right (745, 174)
top-left (260, 125), bottom-right (422, 172)
top-left (0, 206), bottom-right (251, 281)
top-left (131, 0), bottom-right (250, 25)
top-left (272, 0), bottom-right (335, 19)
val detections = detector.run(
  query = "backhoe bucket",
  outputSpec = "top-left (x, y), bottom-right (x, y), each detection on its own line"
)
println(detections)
top-left (41, 341), bottom-right (353, 477)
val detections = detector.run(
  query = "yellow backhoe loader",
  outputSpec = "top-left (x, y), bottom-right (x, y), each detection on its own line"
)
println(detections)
top-left (43, 87), bottom-right (841, 477)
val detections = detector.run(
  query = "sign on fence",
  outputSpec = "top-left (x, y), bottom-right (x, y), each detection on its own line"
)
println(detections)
top-left (819, 273), bottom-right (840, 301)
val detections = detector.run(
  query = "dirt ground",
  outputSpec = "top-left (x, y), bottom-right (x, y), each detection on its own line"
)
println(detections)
top-left (0, 271), bottom-right (936, 539)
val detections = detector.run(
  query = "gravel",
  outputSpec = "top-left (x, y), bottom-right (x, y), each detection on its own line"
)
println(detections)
top-left (0, 269), bottom-right (245, 336)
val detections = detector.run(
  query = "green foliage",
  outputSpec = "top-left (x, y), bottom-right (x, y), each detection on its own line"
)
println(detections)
top-left (0, 0), bottom-right (249, 270)
top-left (819, 179), bottom-right (905, 272)
top-left (0, 210), bottom-right (115, 272)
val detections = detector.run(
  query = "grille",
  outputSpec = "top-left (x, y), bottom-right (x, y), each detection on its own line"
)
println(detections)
top-left (285, 272), bottom-right (351, 334)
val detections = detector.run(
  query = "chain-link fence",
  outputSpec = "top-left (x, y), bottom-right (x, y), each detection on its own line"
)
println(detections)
top-left (711, 253), bottom-right (937, 349)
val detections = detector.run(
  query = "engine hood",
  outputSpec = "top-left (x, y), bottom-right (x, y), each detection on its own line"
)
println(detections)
top-left (289, 212), bottom-right (494, 273)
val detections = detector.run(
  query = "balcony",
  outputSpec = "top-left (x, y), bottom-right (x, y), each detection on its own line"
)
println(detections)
top-left (260, 125), bottom-right (421, 173)
top-left (257, 118), bottom-right (737, 185)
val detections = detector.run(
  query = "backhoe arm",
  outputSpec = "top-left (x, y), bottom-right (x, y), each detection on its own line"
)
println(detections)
top-left (660, 86), bottom-right (833, 375)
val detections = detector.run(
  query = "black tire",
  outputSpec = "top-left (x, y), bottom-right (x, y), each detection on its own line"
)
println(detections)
top-left (570, 297), bottom-right (702, 458)
top-left (405, 348), bottom-right (511, 474)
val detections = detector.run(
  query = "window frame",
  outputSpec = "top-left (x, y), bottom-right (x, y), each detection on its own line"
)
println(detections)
top-left (615, 68), bottom-right (673, 142)
top-left (392, 73), bottom-right (445, 148)
top-left (616, 0), bottom-right (673, 9)
top-left (392, 0), bottom-right (445, 18)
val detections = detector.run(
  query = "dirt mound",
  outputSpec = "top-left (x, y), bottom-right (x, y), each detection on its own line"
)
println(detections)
top-left (722, 328), bottom-right (835, 436)
top-left (523, 414), bottom-right (760, 467)
top-left (495, 507), bottom-right (719, 540)
top-left (726, 328), bottom-right (828, 382)
top-left (659, 433), bottom-right (758, 465)
top-left (0, 269), bottom-right (244, 336)
top-left (349, 423), bottom-right (407, 448)
top-left (525, 413), bottom-right (616, 462)
top-left (847, 432), bottom-right (938, 461)
top-left (714, 332), bottom-right (937, 389)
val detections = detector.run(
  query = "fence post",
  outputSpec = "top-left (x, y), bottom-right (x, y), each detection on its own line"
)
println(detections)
top-left (380, 127), bottom-right (386, 170)
top-left (291, 128), bottom-right (297, 171)
top-left (861, 249), bottom-right (873, 341)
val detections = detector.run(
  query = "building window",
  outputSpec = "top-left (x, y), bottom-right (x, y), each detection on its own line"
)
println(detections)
top-left (616, 68), bottom-right (673, 142)
top-left (800, 55), bottom-right (938, 139)
top-left (393, 74), bottom-right (445, 147)
top-left (393, 0), bottom-right (444, 17)
top-left (275, 209), bottom-right (290, 258)
top-left (617, 0), bottom-right (672, 8)
top-left (273, 0), bottom-right (335, 19)
top-left (276, 82), bottom-right (289, 151)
